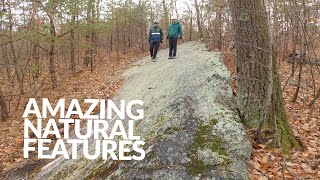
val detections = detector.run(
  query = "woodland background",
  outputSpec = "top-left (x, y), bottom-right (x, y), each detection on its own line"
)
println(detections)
top-left (0, 0), bottom-right (319, 179)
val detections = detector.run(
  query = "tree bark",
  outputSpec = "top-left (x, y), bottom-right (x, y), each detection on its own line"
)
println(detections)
top-left (70, 1), bottom-right (76, 72)
top-left (272, 0), bottom-right (279, 45)
top-left (229, 0), bottom-right (300, 151)
top-left (162, 0), bottom-right (169, 47)
top-left (0, 86), bottom-right (8, 121)
top-left (84, 0), bottom-right (94, 67)
top-left (292, 0), bottom-right (307, 103)
top-left (8, 4), bottom-right (24, 94)
top-left (43, 0), bottom-right (59, 89)
top-left (214, 0), bottom-right (223, 49)
top-left (186, 3), bottom-right (193, 41)
top-left (90, 0), bottom-right (95, 72)
top-left (194, 0), bottom-right (203, 39)
top-left (32, 44), bottom-right (40, 78)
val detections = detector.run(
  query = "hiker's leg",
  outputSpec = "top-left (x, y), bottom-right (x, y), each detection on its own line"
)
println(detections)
top-left (153, 42), bottom-right (160, 58)
top-left (172, 38), bottom-right (178, 57)
top-left (169, 38), bottom-right (173, 57)
top-left (149, 41), bottom-right (154, 57)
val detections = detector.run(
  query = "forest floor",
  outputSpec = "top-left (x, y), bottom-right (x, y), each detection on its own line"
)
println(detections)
top-left (0, 48), bottom-right (148, 178)
top-left (223, 51), bottom-right (320, 179)
top-left (248, 61), bottom-right (320, 179)
top-left (0, 42), bottom-right (319, 179)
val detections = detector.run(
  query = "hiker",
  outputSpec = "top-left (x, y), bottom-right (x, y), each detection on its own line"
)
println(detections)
top-left (167, 16), bottom-right (183, 59)
top-left (148, 21), bottom-right (163, 62)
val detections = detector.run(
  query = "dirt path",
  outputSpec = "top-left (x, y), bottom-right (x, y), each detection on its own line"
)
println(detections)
top-left (7, 42), bottom-right (252, 179)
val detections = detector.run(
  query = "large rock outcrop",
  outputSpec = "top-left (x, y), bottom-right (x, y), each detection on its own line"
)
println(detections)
top-left (37, 42), bottom-right (251, 180)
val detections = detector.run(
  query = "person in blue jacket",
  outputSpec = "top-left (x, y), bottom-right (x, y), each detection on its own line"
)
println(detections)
top-left (167, 17), bottom-right (183, 59)
top-left (148, 21), bottom-right (163, 62)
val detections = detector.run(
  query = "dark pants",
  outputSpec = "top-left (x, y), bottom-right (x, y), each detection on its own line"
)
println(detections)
top-left (150, 41), bottom-right (160, 58)
top-left (169, 37), bottom-right (178, 57)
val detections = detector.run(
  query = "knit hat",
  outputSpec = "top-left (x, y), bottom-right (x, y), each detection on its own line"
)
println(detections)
top-left (170, 16), bottom-right (177, 20)
top-left (171, 12), bottom-right (178, 20)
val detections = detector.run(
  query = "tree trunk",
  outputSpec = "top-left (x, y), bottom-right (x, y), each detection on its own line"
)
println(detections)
top-left (162, 0), bottom-right (169, 47)
top-left (70, 1), bottom-right (76, 72)
top-left (194, 0), bottom-right (203, 39)
top-left (229, 0), bottom-right (300, 151)
top-left (186, 3), bottom-right (193, 41)
top-left (116, 18), bottom-right (120, 60)
top-left (8, 5), bottom-right (24, 94)
top-left (309, 88), bottom-right (320, 107)
top-left (0, 86), bottom-right (8, 121)
top-left (292, 0), bottom-right (307, 103)
top-left (48, 7), bottom-right (58, 89)
top-left (90, 0), bottom-right (95, 72)
top-left (214, 1), bottom-right (223, 50)
top-left (1, 47), bottom-right (12, 82)
top-left (32, 44), bottom-right (40, 78)
top-left (39, 0), bottom-right (59, 89)
top-left (272, 0), bottom-right (279, 46)
top-left (84, 0), bottom-right (94, 67)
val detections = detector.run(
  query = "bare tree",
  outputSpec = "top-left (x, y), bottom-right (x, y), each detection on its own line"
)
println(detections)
top-left (84, 0), bottom-right (94, 68)
top-left (185, 2), bottom-right (193, 41)
top-left (194, 0), bottom-right (203, 39)
top-left (229, 0), bottom-right (300, 151)
top-left (214, 0), bottom-right (223, 49)
top-left (7, 2), bottom-right (24, 94)
top-left (0, 86), bottom-right (8, 121)
top-left (162, 0), bottom-right (169, 46)
top-left (70, 0), bottom-right (77, 72)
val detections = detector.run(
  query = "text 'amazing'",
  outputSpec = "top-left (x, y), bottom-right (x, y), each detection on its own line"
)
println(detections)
top-left (23, 98), bottom-right (146, 161)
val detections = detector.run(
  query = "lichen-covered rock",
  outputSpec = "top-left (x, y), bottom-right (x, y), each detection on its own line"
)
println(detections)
top-left (197, 148), bottom-right (226, 166)
top-left (36, 42), bottom-right (251, 180)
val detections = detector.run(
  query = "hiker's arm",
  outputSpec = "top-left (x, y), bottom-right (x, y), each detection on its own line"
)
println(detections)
top-left (160, 28), bottom-right (164, 41)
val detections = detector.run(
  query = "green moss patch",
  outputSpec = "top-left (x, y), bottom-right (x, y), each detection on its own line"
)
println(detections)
top-left (163, 126), bottom-right (182, 135)
top-left (84, 159), bottom-right (122, 180)
top-left (186, 120), bottom-right (230, 176)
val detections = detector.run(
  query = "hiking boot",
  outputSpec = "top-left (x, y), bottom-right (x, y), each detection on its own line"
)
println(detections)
top-left (172, 56), bottom-right (176, 59)
top-left (168, 56), bottom-right (172, 59)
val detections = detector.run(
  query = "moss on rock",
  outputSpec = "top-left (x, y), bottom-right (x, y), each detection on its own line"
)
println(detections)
top-left (185, 121), bottom-right (230, 176)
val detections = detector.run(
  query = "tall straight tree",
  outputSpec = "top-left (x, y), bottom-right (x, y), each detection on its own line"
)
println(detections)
top-left (214, 0), bottom-right (223, 50)
top-left (194, 0), bottom-right (203, 39)
top-left (37, 0), bottom-right (59, 88)
top-left (84, 0), bottom-right (94, 68)
top-left (69, 0), bottom-right (78, 72)
top-left (229, 0), bottom-right (300, 151)
top-left (162, 0), bottom-right (169, 46)
top-left (7, 2), bottom-right (24, 94)
top-left (0, 86), bottom-right (8, 121)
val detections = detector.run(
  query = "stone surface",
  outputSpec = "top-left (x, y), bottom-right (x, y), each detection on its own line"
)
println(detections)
top-left (35, 41), bottom-right (251, 180)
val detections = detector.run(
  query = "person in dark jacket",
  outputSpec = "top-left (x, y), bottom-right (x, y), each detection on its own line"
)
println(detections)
top-left (148, 21), bottom-right (163, 62)
top-left (167, 17), bottom-right (183, 59)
